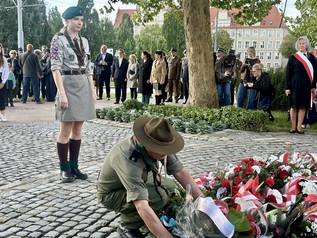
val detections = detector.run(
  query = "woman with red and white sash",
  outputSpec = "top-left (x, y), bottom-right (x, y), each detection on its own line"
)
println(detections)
top-left (285, 36), bottom-right (317, 134)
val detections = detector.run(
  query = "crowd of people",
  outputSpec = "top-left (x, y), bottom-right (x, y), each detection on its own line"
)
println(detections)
top-left (0, 5), bottom-right (316, 238)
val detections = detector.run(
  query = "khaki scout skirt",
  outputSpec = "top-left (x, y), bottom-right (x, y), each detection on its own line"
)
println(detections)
top-left (55, 74), bottom-right (96, 121)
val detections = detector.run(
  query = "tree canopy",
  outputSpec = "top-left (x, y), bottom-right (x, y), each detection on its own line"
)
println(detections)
top-left (283, 0), bottom-right (317, 46)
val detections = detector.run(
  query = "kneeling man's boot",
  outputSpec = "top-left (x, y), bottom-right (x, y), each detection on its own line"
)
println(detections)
top-left (117, 223), bottom-right (145, 238)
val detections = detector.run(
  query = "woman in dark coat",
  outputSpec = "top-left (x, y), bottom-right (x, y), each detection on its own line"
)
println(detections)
top-left (138, 51), bottom-right (153, 104)
top-left (246, 63), bottom-right (275, 121)
top-left (285, 36), bottom-right (317, 134)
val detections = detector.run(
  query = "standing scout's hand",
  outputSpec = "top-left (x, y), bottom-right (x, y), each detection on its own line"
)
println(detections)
top-left (60, 94), bottom-right (68, 109)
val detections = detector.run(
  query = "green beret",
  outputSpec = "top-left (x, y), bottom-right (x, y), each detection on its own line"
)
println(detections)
top-left (62, 6), bottom-right (83, 19)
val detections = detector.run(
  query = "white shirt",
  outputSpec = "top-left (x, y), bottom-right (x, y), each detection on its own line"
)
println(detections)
top-left (0, 57), bottom-right (10, 84)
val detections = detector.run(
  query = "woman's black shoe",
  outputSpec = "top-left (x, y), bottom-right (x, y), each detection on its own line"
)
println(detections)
top-left (117, 223), bottom-right (145, 238)
top-left (70, 167), bottom-right (88, 180)
top-left (269, 115), bottom-right (274, 121)
top-left (60, 170), bottom-right (75, 183)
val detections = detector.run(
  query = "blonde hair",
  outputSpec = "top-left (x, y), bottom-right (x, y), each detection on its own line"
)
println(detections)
top-left (129, 54), bottom-right (137, 63)
top-left (9, 50), bottom-right (17, 55)
top-left (252, 63), bottom-right (264, 71)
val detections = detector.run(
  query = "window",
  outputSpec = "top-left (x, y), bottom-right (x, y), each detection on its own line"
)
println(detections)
top-left (252, 41), bottom-right (257, 48)
top-left (276, 29), bottom-right (281, 38)
top-left (237, 41), bottom-right (242, 49)
top-left (276, 40), bottom-right (281, 49)
top-left (267, 41), bottom-right (273, 49)
top-left (261, 29), bottom-right (266, 38)
top-left (268, 30), bottom-right (274, 37)
top-left (267, 63), bottom-right (271, 69)
top-left (237, 30), bottom-right (242, 37)
top-left (260, 41), bottom-right (265, 49)
top-left (275, 52), bottom-right (280, 60)
top-left (253, 29), bottom-right (258, 38)
top-left (245, 41), bottom-right (250, 49)
top-left (230, 30), bottom-right (235, 38)
top-left (274, 63), bottom-right (280, 68)
top-left (245, 30), bottom-right (250, 38)
top-left (259, 52), bottom-right (264, 60)
top-left (244, 52), bottom-right (248, 59)
top-left (267, 52), bottom-right (272, 60)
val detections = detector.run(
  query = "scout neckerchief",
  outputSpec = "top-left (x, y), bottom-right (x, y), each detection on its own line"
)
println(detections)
top-left (294, 52), bottom-right (315, 109)
top-left (133, 136), bottom-right (166, 200)
top-left (63, 30), bottom-right (85, 67)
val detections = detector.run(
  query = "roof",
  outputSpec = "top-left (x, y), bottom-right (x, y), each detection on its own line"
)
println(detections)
top-left (114, 9), bottom-right (137, 28)
top-left (209, 6), bottom-right (286, 28)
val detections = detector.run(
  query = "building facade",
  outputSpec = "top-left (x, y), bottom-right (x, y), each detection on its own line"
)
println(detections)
top-left (210, 6), bottom-right (289, 69)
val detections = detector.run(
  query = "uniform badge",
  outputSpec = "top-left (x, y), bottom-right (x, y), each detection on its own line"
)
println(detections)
top-left (69, 54), bottom-right (75, 61)
top-left (66, 44), bottom-right (72, 48)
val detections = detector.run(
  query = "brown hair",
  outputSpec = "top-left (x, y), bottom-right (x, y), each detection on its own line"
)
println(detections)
top-left (0, 44), bottom-right (3, 67)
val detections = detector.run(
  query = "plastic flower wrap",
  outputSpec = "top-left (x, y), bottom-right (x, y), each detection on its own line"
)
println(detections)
top-left (172, 184), bottom-right (234, 238)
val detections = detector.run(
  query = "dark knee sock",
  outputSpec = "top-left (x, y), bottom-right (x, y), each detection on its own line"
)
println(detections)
top-left (158, 95), bottom-right (162, 105)
top-left (69, 139), bottom-right (81, 168)
top-left (57, 142), bottom-right (69, 171)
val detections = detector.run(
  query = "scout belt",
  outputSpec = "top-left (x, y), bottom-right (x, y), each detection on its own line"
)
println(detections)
top-left (61, 69), bottom-right (86, 75)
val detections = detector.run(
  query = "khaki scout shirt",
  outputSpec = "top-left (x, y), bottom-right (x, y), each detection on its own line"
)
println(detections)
top-left (97, 136), bottom-right (184, 203)
top-left (50, 31), bottom-right (93, 75)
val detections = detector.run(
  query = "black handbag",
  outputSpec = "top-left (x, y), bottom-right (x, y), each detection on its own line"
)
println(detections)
top-left (129, 69), bottom-right (135, 75)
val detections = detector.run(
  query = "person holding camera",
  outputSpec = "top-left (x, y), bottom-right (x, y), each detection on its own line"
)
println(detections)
top-left (245, 63), bottom-right (275, 121)
top-left (236, 46), bottom-right (260, 109)
top-left (215, 54), bottom-right (236, 107)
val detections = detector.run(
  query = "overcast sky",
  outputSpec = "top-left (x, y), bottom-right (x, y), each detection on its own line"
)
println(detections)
top-left (46, 0), bottom-right (299, 23)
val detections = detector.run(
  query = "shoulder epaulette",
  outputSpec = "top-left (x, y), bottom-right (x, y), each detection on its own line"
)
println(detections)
top-left (56, 32), bottom-right (64, 36)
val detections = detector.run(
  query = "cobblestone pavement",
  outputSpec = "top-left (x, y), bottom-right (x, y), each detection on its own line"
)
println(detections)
top-left (1, 101), bottom-right (317, 237)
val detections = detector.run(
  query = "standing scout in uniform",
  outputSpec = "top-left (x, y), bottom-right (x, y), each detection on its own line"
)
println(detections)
top-left (97, 116), bottom-right (204, 238)
top-left (50, 6), bottom-right (96, 183)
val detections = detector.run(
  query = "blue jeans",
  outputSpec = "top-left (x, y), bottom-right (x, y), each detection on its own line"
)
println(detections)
top-left (22, 77), bottom-right (40, 103)
top-left (217, 82), bottom-right (230, 107)
top-left (236, 82), bottom-right (258, 110)
top-left (236, 82), bottom-right (247, 108)
top-left (247, 89), bottom-right (258, 110)
top-left (258, 97), bottom-right (271, 111)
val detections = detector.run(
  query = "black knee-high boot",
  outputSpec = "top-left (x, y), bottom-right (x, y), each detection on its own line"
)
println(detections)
top-left (158, 95), bottom-right (162, 105)
top-left (267, 109), bottom-right (274, 121)
top-left (69, 139), bottom-right (87, 180)
top-left (155, 95), bottom-right (159, 105)
top-left (57, 142), bottom-right (75, 183)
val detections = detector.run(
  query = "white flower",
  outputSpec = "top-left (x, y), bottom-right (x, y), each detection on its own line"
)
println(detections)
top-left (299, 181), bottom-right (317, 195)
top-left (252, 165), bottom-right (261, 174)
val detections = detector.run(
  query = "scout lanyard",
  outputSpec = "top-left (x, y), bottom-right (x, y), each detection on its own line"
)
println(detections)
top-left (63, 30), bottom-right (85, 67)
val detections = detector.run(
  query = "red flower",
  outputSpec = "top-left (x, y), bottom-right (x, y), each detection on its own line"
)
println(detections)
top-left (234, 167), bottom-right (241, 173)
top-left (279, 169), bottom-right (289, 179)
top-left (222, 179), bottom-right (230, 188)
top-left (265, 194), bottom-right (277, 203)
top-left (232, 186), bottom-right (239, 195)
top-left (233, 176), bottom-right (243, 185)
top-left (245, 167), bottom-right (254, 175)
top-left (265, 177), bottom-right (275, 187)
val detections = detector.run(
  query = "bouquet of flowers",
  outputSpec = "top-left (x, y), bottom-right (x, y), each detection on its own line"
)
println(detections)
top-left (161, 152), bottom-right (317, 238)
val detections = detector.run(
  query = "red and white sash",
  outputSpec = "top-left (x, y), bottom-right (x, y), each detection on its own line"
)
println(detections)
top-left (294, 52), bottom-right (315, 109)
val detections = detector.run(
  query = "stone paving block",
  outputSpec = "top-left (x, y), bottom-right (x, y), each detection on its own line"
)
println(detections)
top-left (76, 231), bottom-right (92, 237)
top-left (25, 225), bottom-right (41, 232)
top-left (0, 227), bottom-right (22, 237)
top-left (55, 225), bottom-right (71, 233)
top-left (39, 225), bottom-right (55, 233)
top-left (73, 223), bottom-right (90, 230)
top-left (90, 232), bottom-right (108, 238)
top-left (63, 221), bottom-right (78, 227)
top-left (44, 230), bottom-right (60, 238)
top-left (43, 215), bottom-right (58, 222)
top-left (28, 231), bottom-right (43, 238)
top-left (16, 231), bottom-right (30, 237)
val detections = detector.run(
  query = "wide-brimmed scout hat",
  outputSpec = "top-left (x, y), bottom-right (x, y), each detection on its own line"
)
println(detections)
top-left (62, 6), bottom-right (83, 19)
top-left (133, 116), bottom-right (184, 155)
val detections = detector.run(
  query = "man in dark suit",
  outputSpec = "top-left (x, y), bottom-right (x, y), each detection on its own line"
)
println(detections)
top-left (19, 44), bottom-right (43, 104)
top-left (112, 49), bottom-right (129, 104)
top-left (94, 45), bottom-right (113, 100)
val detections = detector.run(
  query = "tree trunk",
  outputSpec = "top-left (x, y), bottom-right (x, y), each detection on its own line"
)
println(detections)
top-left (183, 0), bottom-right (218, 108)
